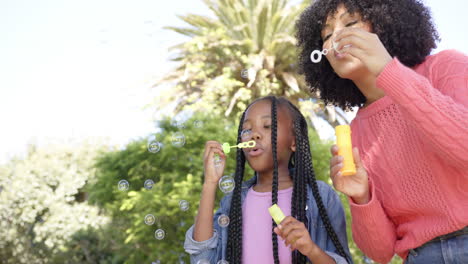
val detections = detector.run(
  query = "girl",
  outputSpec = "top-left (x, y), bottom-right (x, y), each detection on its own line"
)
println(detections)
top-left (295, 0), bottom-right (468, 263)
top-left (184, 96), bottom-right (352, 263)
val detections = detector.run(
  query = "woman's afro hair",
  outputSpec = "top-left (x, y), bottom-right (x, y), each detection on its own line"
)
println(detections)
top-left (295, 0), bottom-right (439, 109)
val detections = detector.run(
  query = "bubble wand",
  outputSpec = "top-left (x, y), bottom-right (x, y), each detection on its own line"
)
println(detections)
top-left (310, 41), bottom-right (352, 63)
top-left (221, 140), bottom-right (256, 154)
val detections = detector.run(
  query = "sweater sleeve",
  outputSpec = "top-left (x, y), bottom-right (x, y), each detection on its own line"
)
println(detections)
top-left (376, 50), bottom-right (468, 170)
top-left (349, 178), bottom-right (397, 263)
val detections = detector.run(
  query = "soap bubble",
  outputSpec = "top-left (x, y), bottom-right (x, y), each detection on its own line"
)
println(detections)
top-left (197, 259), bottom-right (210, 264)
top-left (214, 154), bottom-right (222, 167)
top-left (148, 141), bottom-right (161, 153)
top-left (194, 120), bottom-right (203, 128)
top-left (171, 132), bottom-right (186, 147)
top-left (118, 180), bottom-right (129, 191)
top-left (145, 214), bottom-right (156, 225)
top-left (219, 175), bottom-right (235, 193)
top-left (155, 229), bottom-right (165, 240)
top-left (241, 129), bottom-right (252, 141)
top-left (218, 214), bottom-right (230, 227)
top-left (241, 68), bottom-right (255, 79)
top-left (179, 200), bottom-right (189, 211)
top-left (172, 119), bottom-right (185, 129)
top-left (217, 260), bottom-right (229, 264)
top-left (144, 179), bottom-right (154, 190)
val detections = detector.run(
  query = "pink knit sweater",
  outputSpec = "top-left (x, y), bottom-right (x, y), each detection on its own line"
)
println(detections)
top-left (349, 50), bottom-right (468, 263)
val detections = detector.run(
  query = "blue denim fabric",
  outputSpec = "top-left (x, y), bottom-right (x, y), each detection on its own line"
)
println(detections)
top-left (405, 228), bottom-right (468, 264)
top-left (184, 176), bottom-right (353, 264)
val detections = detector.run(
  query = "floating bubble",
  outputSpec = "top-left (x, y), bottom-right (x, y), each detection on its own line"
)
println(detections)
top-left (217, 260), bottom-right (229, 264)
top-left (241, 69), bottom-right (248, 78)
top-left (179, 200), bottom-right (189, 211)
top-left (241, 129), bottom-right (252, 141)
top-left (172, 119), bottom-right (185, 129)
top-left (197, 259), bottom-right (210, 264)
top-left (145, 214), bottom-right (156, 225)
top-left (171, 132), bottom-right (186, 147)
top-left (144, 179), bottom-right (154, 190)
top-left (194, 120), bottom-right (203, 128)
top-left (118, 180), bottom-right (129, 191)
top-left (214, 154), bottom-right (222, 167)
top-left (148, 141), bottom-right (161, 153)
top-left (218, 214), bottom-right (230, 227)
top-left (241, 68), bottom-right (255, 79)
top-left (155, 229), bottom-right (165, 240)
top-left (219, 175), bottom-right (235, 193)
top-left (305, 205), bottom-right (308, 211)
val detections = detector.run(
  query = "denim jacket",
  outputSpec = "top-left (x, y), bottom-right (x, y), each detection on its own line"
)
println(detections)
top-left (184, 176), bottom-right (353, 263)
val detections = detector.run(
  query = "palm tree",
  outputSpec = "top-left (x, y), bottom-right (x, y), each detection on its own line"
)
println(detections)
top-left (154, 0), bottom-right (317, 119)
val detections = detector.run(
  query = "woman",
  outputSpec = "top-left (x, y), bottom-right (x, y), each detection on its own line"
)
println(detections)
top-left (295, 0), bottom-right (468, 263)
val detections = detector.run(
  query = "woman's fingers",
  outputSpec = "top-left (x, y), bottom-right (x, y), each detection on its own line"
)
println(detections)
top-left (334, 27), bottom-right (370, 43)
top-left (330, 162), bottom-right (343, 180)
top-left (335, 34), bottom-right (367, 52)
top-left (330, 145), bottom-right (339, 156)
top-left (352, 147), bottom-right (363, 168)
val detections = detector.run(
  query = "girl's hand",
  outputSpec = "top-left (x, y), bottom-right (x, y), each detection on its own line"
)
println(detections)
top-left (329, 145), bottom-right (370, 204)
top-left (202, 141), bottom-right (226, 185)
top-left (273, 216), bottom-right (316, 256)
top-left (334, 28), bottom-right (393, 77)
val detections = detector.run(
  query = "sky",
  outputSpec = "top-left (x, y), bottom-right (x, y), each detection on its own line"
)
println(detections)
top-left (0, 0), bottom-right (467, 164)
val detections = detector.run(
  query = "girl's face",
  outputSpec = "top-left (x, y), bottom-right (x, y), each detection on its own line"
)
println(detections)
top-left (241, 100), bottom-right (296, 173)
top-left (321, 4), bottom-right (372, 79)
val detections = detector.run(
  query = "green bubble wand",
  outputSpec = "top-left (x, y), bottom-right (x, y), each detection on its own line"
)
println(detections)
top-left (221, 140), bottom-right (256, 154)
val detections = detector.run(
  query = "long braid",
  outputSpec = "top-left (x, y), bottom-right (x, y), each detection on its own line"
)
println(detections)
top-left (270, 97), bottom-right (280, 264)
top-left (292, 117), bottom-right (308, 264)
top-left (226, 111), bottom-right (246, 264)
top-left (284, 99), bottom-right (348, 262)
top-left (290, 128), bottom-right (300, 263)
top-left (290, 102), bottom-right (349, 261)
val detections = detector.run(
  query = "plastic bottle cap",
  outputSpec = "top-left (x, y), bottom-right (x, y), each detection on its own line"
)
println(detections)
top-left (268, 204), bottom-right (286, 226)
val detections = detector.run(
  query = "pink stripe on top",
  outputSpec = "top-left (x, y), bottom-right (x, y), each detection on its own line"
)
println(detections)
top-left (242, 186), bottom-right (293, 264)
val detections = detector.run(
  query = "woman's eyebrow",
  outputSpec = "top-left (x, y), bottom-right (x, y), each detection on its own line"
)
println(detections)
top-left (340, 12), bottom-right (350, 19)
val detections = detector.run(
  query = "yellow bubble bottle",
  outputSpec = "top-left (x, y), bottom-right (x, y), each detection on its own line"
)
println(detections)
top-left (335, 125), bottom-right (356, 176)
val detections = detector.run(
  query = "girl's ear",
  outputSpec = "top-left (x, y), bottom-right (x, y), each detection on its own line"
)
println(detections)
top-left (291, 137), bottom-right (296, 152)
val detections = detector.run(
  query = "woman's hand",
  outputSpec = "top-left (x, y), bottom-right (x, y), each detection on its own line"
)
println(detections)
top-left (202, 141), bottom-right (226, 186)
top-left (329, 145), bottom-right (370, 204)
top-left (334, 27), bottom-right (393, 77)
top-left (274, 216), bottom-right (316, 255)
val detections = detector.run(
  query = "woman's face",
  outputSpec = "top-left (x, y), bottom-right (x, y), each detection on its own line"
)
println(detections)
top-left (321, 4), bottom-right (373, 79)
top-left (240, 100), bottom-right (295, 173)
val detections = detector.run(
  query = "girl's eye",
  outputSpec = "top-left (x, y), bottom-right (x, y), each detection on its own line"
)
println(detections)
top-left (323, 34), bottom-right (332, 42)
top-left (264, 125), bottom-right (271, 129)
top-left (345, 21), bottom-right (358, 27)
top-left (241, 129), bottom-right (252, 140)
